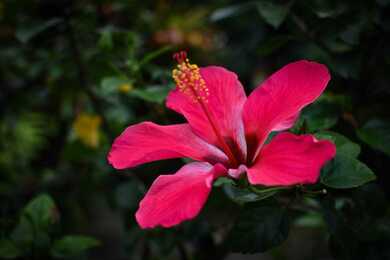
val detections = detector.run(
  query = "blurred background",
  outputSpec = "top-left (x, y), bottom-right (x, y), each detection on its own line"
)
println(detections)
top-left (1, 0), bottom-right (390, 259)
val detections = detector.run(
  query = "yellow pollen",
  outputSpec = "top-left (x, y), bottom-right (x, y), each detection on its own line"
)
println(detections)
top-left (172, 58), bottom-right (209, 103)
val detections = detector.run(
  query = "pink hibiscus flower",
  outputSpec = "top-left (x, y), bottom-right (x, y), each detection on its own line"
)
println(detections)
top-left (108, 51), bottom-right (336, 229)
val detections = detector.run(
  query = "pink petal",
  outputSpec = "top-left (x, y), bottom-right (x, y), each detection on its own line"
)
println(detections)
top-left (243, 60), bottom-right (330, 161)
top-left (166, 66), bottom-right (247, 161)
top-left (135, 162), bottom-right (227, 228)
top-left (272, 112), bottom-right (300, 132)
top-left (228, 164), bottom-right (248, 179)
top-left (108, 122), bottom-right (228, 169)
top-left (247, 132), bottom-right (336, 186)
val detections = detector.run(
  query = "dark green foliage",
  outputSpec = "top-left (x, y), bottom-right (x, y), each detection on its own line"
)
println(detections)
top-left (316, 131), bottom-right (361, 158)
top-left (227, 201), bottom-right (289, 253)
top-left (316, 132), bottom-right (376, 188)
top-left (50, 236), bottom-right (100, 258)
top-left (321, 154), bottom-right (376, 188)
top-left (320, 184), bottom-right (390, 260)
top-left (1, 194), bottom-right (99, 259)
top-left (357, 119), bottom-right (390, 157)
top-left (0, 240), bottom-right (22, 259)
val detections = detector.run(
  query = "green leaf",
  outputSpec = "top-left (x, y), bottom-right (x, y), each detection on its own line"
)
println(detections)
top-left (213, 177), bottom-right (235, 187)
top-left (51, 235), bottom-right (100, 258)
top-left (105, 103), bottom-right (134, 124)
top-left (323, 37), bottom-right (354, 53)
top-left (357, 119), bottom-right (390, 157)
top-left (100, 77), bottom-right (131, 95)
top-left (10, 216), bottom-right (34, 248)
top-left (0, 240), bottom-right (22, 259)
top-left (0, 113), bottom-right (49, 166)
top-left (23, 194), bottom-right (58, 231)
top-left (315, 131), bottom-right (361, 158)
top-left (98, 29), bottom-right (114, 50)
top-left (16, 18), bottom-right (62, 43)
top-left (294, 212), bottom-right (325, 228)
top-left (210, 4), bottom-right (250, 21)
top-left (321, 154), bottom-right (376, 189)
top-left (223, 185), bottom-right (278, 205)
top-left (10, 193), bottom-right (58, 249)
top-left (227, 203), bottom-right (289, 253)
top-left (138, 46), bottom-right (173, 68)
top-left (300, 101), bottom-right (339, 132)
top-left (131, 85), bottom-right (171, 104)
top-left (9, 194), bottom-right (57, 252)
top-left (312, 2), bottom-right (347, 18)
top-left (256, 1), bottom-right (291, 29)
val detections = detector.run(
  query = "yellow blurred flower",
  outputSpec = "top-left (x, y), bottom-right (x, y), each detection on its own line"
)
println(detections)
top-left (73, 113), bottom-right (102, 148)
top-left (186, 31), bottom-right (204, 47)
top-left (118, 83), bottom-right (133, 94)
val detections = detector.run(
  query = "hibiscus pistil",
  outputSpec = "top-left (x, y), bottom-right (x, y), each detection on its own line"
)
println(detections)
top-left (172, 51), bottom-right (239, 167)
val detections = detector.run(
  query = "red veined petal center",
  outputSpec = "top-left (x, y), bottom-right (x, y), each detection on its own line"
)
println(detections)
top-left (172, 51), bottom-right (239, 167)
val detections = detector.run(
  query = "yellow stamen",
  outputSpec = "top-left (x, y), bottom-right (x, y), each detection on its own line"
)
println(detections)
top-left (172, 57), bottom-right (209, 103)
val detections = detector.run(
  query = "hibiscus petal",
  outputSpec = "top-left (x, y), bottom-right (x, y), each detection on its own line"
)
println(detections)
top-left (166, 66), bottom-right (247, 161)
top-left (247, 132), bottom-right (336, 186)
top-left (108, 122), bottom-right (228, 169)
top-left (243, 60), bottom-right (330, 161)
top-left (135, 162), bottom-right (227, 228)
top-left (272, 112), bottom-right (300, 132)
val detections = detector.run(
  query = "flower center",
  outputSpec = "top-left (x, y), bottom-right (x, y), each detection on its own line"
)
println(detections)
top-left (172, 51), bottom-right (239, 167)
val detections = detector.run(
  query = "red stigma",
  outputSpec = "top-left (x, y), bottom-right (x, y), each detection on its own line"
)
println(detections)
top-left (173, 51), bottom-right (187, 64)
